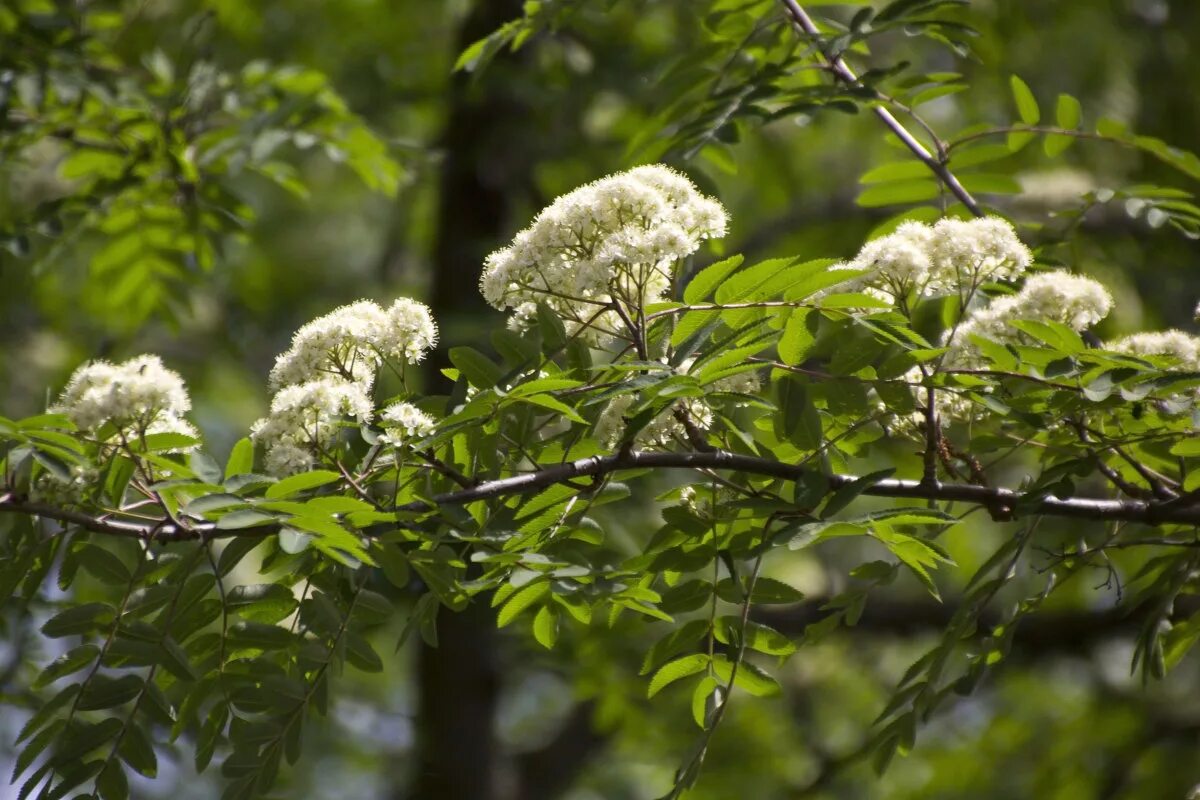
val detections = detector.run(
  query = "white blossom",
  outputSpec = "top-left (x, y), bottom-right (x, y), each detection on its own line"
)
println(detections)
top-left (55, 354), bottom-right (193, 434)
top-left (269, 298), bottom-right (437, 390)
top-left (835, 216), bottom-right (1032, 303)
top-left (849, 221), bottom-right (935, 295)
top-left (1108, 330), bottom-right (1200, 369)
top-left (926, 216), bottom-right (1033, 293)
top-left (251, 377), bottom-right (373, 475)
top-left (480, 165), bottom-right (727, 337)
top-left (379, 401), bottom-right (437, 447)
top-left (946, 271), bottom-right (1113, 365)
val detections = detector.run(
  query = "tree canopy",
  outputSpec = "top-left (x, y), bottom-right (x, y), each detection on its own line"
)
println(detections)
top-left (2, 1), bottom-right (1200, 799)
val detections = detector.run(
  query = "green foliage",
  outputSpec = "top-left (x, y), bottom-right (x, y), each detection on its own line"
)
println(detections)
top-left (4, 2), bottom-right (1200, 800)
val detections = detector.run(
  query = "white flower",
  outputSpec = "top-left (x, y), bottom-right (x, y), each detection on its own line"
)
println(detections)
top-left (946, 271), bottom-right (1113, 366)
top-left (927, 217), bottom-right (1033, 293)
top-left (251, 377), bottom-right (373, 475)
top-left (1108, 330), bottom-right (1200, 369)
top-left (379, 402), bottom-right (436, 447)
top-left (263, 442), bottom-right (315, 477)
top-left (480, 165), bottom-right (727, 337)
top-left (378, 298), bottom-right (438, 365)
top-left (850, 221), bottom-right (935, 295)
top-left (56, 354), bottom-right (193, 434)
top-left (269, 298), bottom-right (437, 390)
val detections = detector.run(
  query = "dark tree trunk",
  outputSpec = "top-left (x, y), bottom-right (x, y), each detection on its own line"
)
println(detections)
top-left (408, 1), bottom-right (527, 798)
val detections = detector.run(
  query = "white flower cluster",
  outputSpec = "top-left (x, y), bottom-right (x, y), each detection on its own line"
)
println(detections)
top-left (378, 401), bottom-right (436, 448)
top-left (54, 354), bottom-right (198, 444)
top-left (253, 297), bottom-right (438, 475)
top-left (945, 271), bottom-right (1113, 366)
top-left (842, 216), bottom-right (1033, 302)
top-left (1108, 330), bottom-right (1200, 368)
top-left (480, 165), bottom-right (727, 336)
top-left (269, 299), bottom-right (438, 390)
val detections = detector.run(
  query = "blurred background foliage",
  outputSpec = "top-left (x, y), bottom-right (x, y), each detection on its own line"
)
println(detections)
top-left (2, 0), bottom-right (1199, 798)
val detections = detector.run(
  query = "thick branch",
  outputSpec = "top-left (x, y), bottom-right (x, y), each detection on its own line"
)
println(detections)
top-left (8, 449), bottom-right (1200, 541)
top-left (777, 0), bottom-right (984, 218)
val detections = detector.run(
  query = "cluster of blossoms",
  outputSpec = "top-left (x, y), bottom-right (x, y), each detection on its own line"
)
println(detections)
top-left (252, 298), bottom-right (438, 475)
top-left (38, 354), bottom-right (198, 501)
top-left (378, 401), bottom-right (437, 448)
top-left (944, 271), bottom-right (1114, 367)
top-left (838, 216), bottom-right (1033, 303)
top-left (1108, 330), bottom-right (1200, 368)
top-left (593, 362), bottom-right (760, 449)
top-left (54, 354), bottom-right (198, 443)
top-left (480, 164), bottom-right (727, 337)
top-left (269, 298), bottom-right (438, 391)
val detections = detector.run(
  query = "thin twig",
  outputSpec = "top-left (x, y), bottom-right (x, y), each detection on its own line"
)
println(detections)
top-left (777, 0), bottom-right (984, 218)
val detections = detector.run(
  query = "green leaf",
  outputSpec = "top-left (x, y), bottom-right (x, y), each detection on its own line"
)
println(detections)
top-left (227, 620), bottom-right (294, 650)
top-left (648, 653), bottom-right (710, 697)
top-left (691, 676), bottom-right (720, 729)
top-left (215, 509), bottom-right (277, 530)
top-left (42, 603), bottom-right (116, 638)
top-left (532, 605), bottom-right (559, 649)
top-left (13, 719), bottom-right (65, 780)
top-left (264, 469), bottom-right (341, 499)
top-left (714, 618), bottom-right (797, 656)
top-left (78, 544), bottom-right (132, 585)
top-left (345, 632), bottom-right (384, 672)
top-left (822, 470), bottom-right (895, 518)
top-left (96, 759), bottom-right (129, 800)
top-left (77, 674), bottom-right (144, 710)
top-left (34, 644), bottom-right (99, 689)
top-left (497, 582), bottom-right (549, 627)
top-left (1010, 75), bottom-right (1040, 124)
top-left (775, 376), bottom-right (822, 449)
top-left (450, 347), bottom-right (504, 389)
top-left (1170, 439), bottom-right (1200, 457)
top-left (224, 438), bottom-right (255, 479)
top-left (778, 309), bottom-right (816, 366)
top-left (857, 179), bottom-right (941, 208)
top-left (118, 723), bottom-right (158, 778)
top-left (683, 255), bottom-right (745, 304)
top-left (509, 393), bottom-right (586, 423)
top-left (1055, 93), bottom-right (1082, 129)
top-left (712, 656), bottom-right (781, 696)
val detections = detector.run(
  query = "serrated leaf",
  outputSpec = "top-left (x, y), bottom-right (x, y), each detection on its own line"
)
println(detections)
top-left (77, 674), bottom-right (143, 710)
top-left (648, 653), bottom-right (709, 698)
top-left (42, 603), bottom-right (115, 638)
top-left (34, 644), bottom-right (99, 689)
top-left (77, 544), bottom-right (132, 585)
top-left (497, 582), bottom-right (549, 628)
top-left (683, 255), bottom-right (745, 304)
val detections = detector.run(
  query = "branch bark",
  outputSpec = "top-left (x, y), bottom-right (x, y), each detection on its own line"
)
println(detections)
top-left (777, 0), bottom-right (984, 218)
top-left (9, 448), bottom-right (1200, 541)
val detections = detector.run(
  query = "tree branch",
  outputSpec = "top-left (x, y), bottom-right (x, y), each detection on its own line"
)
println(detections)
top-left (9, 448), bottom-right (1200, 541)
top-left (777, 0), bottom-right (985, 218)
